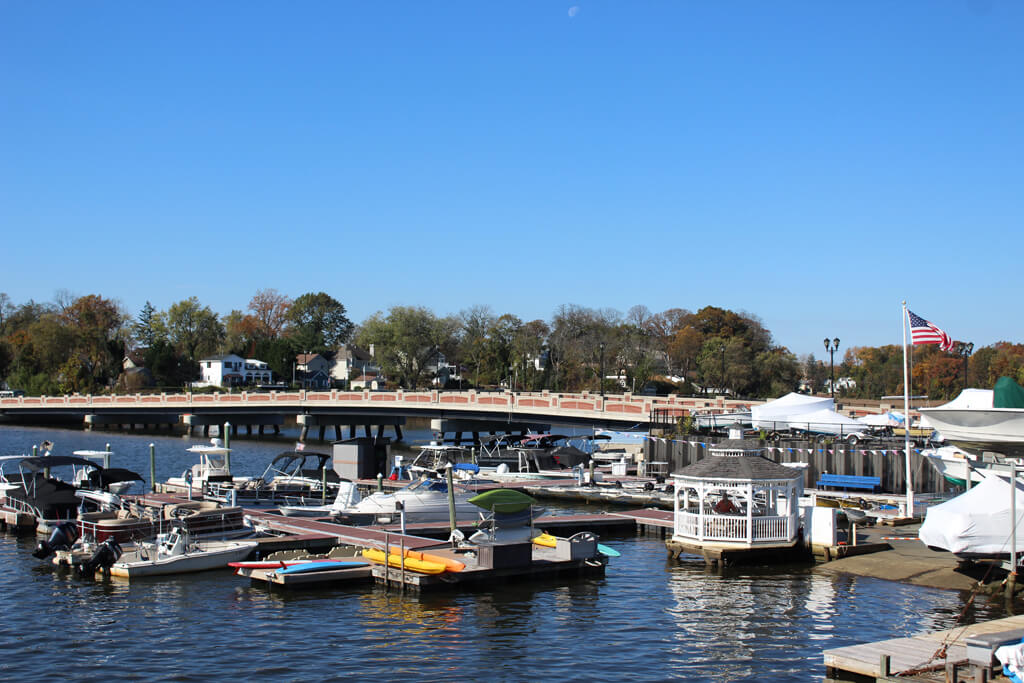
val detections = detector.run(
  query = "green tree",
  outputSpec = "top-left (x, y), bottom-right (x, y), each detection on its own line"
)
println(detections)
top-left (288, 292), bottom-right (353, 352)
top-left (357, 306), bottom-right (456, 388)
top-left (161, 297), bottom-right (224, 362)
top-left (132, 301), bottom-right (160, 348)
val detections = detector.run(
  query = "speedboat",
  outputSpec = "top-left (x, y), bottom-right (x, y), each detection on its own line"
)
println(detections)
top-left (335, 476), bottom-right (481, 524)
top-left (68, 527), bottom-right (257, 579)
top-left (920, 377), bottom-right (1024, 458)
top-left (277, 481), bottom-right (362, 517)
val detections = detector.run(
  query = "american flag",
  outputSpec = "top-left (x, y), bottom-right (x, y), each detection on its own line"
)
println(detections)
top-left (908, 310), bottom-right (954, 352)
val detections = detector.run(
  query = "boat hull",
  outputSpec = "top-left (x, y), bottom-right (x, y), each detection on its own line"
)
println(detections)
top-left (110, 540), bottom-right (256, 578)
top-left (919, 407), bottom-right (1024, 457)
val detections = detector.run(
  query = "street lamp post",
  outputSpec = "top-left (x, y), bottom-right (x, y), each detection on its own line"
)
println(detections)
top-left (599, 341), bottom-right (606, 397)
top-left (824, 337), bottom-right (840, 399)
top-left (719, 344), bottom-right (726, 396)
top-left (956, 341), bottom-right (974, 391)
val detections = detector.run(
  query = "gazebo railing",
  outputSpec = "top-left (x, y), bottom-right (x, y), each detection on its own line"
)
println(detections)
top-left (674, 511), bottom-right (794, 544)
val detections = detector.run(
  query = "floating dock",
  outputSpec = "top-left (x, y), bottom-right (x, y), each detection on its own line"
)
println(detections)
top-left (823, 614), bottom-right (1024, 681)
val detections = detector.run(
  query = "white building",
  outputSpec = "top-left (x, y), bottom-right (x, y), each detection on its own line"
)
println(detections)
top-left (196, 354), bottom-right (272, 388)
top-left (329, 345), bottom-right (379, 387)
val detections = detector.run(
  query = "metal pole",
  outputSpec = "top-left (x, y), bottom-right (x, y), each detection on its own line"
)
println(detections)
top-left (901, 302), bottom-right (914, 518)
top-left (1012, 462), bottom-right (1018, 577)
top-left (149, 443), bottom-right (156, 493)
top-left (223, 421), bottom-right (231, 474)
top-left (446, 464), bottom-right (457, 534)
top-left (104, 443), bottom-right (111, 469)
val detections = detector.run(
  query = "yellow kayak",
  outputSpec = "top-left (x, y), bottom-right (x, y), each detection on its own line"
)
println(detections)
top-left (361, 548), bottom-right (447, 575)
top-left (532, 533), bottom-right (557, 548)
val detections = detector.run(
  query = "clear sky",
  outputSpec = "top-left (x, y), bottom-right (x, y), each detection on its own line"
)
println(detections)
top-left (2, 1), bottom-right (1021, 358)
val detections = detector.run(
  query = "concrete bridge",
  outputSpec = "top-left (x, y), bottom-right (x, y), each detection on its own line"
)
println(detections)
top-left (0, 388), bottom-right (751, 440)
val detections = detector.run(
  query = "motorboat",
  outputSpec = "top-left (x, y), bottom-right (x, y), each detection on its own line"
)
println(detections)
top-left (163, 440), bottom-right (250, 495)
top-left (334, 476), bottom-right (482, 524)
top-left (920, 377), bottom-right (1024, 458)
top-left (921, 445), bottom-right (985, 488)
top-left (401, 444), bottom-right (477, 478)
top-left (71, 450), bottom-right (139, 495)
top-left (67, 527), bottom-right (257, 579)
top-left (208, 450), bottom-right (343, 506)
top-left (0, 454), bottom-right (144, 535)
top-left (276, 481), bottom-right (362, 517)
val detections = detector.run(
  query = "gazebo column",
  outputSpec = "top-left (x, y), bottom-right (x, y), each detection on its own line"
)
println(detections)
top-left (747, 482), bottom-right (754, 545)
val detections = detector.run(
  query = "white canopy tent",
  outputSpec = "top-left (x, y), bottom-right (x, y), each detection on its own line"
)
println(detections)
top-left (919, 474), bottom-right (1024, 558)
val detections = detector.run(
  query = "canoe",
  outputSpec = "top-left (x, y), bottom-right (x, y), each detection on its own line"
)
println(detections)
top-left (468, 488), bottom-right (536, 514)
top-left (361, 548), bottom-right (448, 574)
top-left (274, 561), bottom-right (369, 575)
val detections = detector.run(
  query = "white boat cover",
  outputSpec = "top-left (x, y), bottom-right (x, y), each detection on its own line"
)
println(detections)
top-left (752, 393), bottom-right (834, 426)
top-left (858, 411), bottom-right (905, 427)
top-left (751, 394), bottom-right (865, 435)
top-left (919, 475), bottom-right (1024, 557)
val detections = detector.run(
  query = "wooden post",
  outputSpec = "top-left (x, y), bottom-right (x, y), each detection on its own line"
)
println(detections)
top-left (879, 653), bottom-right (890, 678)
top-left (149, 443), bottom-right (156, 493)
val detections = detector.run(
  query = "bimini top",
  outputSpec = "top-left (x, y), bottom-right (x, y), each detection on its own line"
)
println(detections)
top-left (85, 468), bottom-right (145, 488)
top-left (19, 455), bottom-right (102, 472)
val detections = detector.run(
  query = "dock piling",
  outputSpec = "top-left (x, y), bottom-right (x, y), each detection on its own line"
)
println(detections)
top-left (149, 443), bottom-right (156, 492)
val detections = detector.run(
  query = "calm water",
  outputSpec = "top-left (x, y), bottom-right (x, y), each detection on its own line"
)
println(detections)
top-left (0, 426), bottom-right (1013, 682)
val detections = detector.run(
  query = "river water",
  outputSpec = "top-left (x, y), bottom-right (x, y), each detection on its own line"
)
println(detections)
top-left (0, 425), bottom-right (1012, 682)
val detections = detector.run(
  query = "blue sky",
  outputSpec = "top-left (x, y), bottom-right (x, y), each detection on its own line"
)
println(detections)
top-left (2, 1), bottom-right (1020, 358)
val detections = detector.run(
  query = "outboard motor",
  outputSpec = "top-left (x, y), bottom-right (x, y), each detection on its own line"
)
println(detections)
top-left (75, 538), bottom-right (123, 577)
top-left (33, 521), bottom-right (80, 560)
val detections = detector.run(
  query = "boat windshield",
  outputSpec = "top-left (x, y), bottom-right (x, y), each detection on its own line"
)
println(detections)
top-left (404, 478), bottom-right (451, 494)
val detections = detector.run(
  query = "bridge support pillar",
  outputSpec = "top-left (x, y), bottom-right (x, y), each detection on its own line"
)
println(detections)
top-left (84, 414), bottom-right (95, 431)
top-left (297, 414), bottom-right (310, 442)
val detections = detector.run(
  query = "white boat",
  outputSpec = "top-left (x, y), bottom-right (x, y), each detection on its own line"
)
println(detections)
top-left (277, 481), bottom-right (362, 517)
top-left (106, 528), bottom-right (256, 578)
top-left (920, 379), bottom-right (1024, 457)
top-left (336, 476), bottom-right (481, 524)
top-left (164, 440), bottom-right (251, 493)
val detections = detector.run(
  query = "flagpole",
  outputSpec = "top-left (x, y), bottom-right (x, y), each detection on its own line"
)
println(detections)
top-left (902, 301), bottom-right (913, 518)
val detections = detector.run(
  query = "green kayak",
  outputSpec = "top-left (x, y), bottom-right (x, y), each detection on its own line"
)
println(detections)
top-left (468, 488), bottom-right (537, 513)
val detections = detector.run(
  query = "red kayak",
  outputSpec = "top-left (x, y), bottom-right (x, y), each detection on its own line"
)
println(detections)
top-left (229, 558), bottom-right (336, 569)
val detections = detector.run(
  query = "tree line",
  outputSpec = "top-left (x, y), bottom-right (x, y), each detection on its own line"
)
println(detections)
top-left (0, 290), bottom-right (1021, 400)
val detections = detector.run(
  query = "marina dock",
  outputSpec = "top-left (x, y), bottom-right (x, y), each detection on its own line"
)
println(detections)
top-left (824, 614), bottom-right (1024, 681)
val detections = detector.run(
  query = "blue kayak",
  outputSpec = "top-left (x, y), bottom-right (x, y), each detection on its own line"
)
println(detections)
top-left (275, 561), bottom-right (369, 575)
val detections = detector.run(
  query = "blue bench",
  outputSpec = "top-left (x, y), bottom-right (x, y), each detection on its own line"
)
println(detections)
top-left (815, 473), bottom-right (880, 491)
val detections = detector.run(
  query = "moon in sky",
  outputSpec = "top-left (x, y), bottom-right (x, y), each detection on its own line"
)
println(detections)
top-left (568, 6), bottom-right (579, 18)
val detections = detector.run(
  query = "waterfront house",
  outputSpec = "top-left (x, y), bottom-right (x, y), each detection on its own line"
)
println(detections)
top-left (296, 353), bottom-right (331, 389)
top-left (670, 425), bottom-right (803, 564)
top-left (329, 345), bottom-right (379, 388)
top-left (197, 354), bottom-right (272, 388)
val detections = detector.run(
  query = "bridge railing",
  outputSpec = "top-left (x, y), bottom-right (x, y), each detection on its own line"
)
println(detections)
top-left (0, 389), bottom-right (755, 422)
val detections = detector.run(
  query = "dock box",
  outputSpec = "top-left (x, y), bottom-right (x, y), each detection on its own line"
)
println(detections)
top-left (965, 628), bottom-right (1024, 674)
top-left (477, 542), bottom-right (532, 569)
top-left (554, 532), bottom-right (598, 561)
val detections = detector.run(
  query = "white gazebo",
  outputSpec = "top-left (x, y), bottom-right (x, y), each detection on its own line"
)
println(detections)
top-left (669, 426), bottom-right (804, 564)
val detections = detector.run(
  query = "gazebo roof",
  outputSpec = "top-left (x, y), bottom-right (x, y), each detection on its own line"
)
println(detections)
top-left (708, 438), bottom-right (763, 454)
top-left (674, 454), bottom-right (801, 482)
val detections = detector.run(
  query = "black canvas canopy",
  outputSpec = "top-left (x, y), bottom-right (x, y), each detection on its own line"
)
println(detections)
top-left (19, 455), bottom-right (102, 472)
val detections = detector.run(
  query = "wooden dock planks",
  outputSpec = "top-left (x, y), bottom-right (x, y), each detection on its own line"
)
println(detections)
top-left (823, 614), bottom-right (1024, 678)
